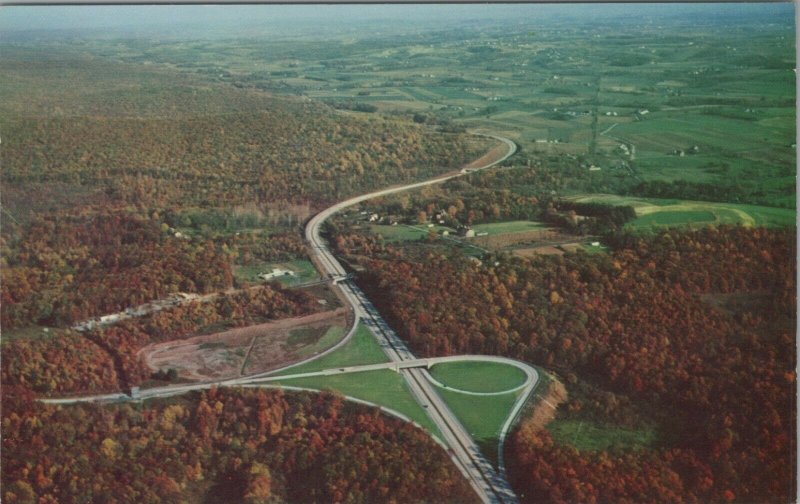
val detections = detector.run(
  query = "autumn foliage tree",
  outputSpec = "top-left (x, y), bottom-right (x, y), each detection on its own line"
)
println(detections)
top-left (348, 226), bottom-right (796, 503)
top-left (1, 387), bottom-right (477, 503)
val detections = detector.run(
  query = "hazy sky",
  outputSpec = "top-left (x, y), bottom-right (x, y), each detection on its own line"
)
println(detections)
top-left (0, 3), bottom-right (794, 36)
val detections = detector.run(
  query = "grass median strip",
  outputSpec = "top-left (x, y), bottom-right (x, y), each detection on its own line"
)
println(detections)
top-left (436, 387), bottom-right (521, 467)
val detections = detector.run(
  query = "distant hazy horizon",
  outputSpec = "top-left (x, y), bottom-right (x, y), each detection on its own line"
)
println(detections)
top-left (1, 3), bottom-right (794, 39)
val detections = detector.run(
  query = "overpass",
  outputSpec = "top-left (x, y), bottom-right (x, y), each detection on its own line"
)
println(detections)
top-left (302, 133), bottom-right (523, 504)
top-left (43, 133), bottom-right (526, 504)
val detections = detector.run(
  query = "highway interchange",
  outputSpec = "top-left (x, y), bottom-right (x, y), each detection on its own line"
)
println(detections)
top-left (44, 133), bottom-right (533, 504)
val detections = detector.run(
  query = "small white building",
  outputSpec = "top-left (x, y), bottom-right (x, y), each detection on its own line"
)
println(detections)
top-left (259, 268), bottom-right (296, 281)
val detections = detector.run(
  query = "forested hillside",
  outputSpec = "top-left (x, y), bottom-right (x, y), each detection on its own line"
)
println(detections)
top-left (2, 50), bottom-right (485, 213)
top-left (343, 226), bottom-right (796, 503)
top-left (1, 48), bottom-right (488, 330)
top-left (3, 5), bottom-right (796, 503)
top-left (1, 387), bottom-right (476, 504)
top-left (0, 45), bottom-right (490, 503)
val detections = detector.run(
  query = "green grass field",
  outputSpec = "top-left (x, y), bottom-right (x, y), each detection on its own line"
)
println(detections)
top-left (580, 242), bottom-right (611, 254)
top-left (1, 325), bottom-right (59, 342)
top-left (632, 210), bottom-right (717, 227)
top-left (547, 419), bottom-right (657, 452)
top-left (470, 220), bottom-right (547, 235)
top-left (370, 224), bottom-right (454, 242)
top-left (294, 326), bottom-right (346, 357)
top-left (429, 361), bottom-right (527, 393)
top-left (272, 369), bottom-right (441, 439)
top-left (93, 18), bottom-right (795, 208)
top-left (269, 323), bottom-right (388, 376)
top-left (436, 387), bottom-right (521, 466)
top-left (234, 259), bottom-right (320, 286)
top-left (567, 194), bottom-right (795, 229)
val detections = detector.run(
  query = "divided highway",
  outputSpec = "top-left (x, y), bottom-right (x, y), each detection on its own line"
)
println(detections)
top-left (304, 133), bottom-right (525, 504)
top-left (43, 133), bottom-right (531, 504)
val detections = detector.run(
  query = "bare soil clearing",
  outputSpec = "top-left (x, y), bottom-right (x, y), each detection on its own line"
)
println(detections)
top-left (473, 228), bottom-right (576, 251)
top-left (140, 309), bottom-right (347, 381)
top-left (513, 246), bottom-right (564, 257)
top-left (522, 375), bottom-right (568, 432)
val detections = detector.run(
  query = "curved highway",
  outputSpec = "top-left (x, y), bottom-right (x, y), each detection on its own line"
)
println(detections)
top-left (303, 133), bottom-right (524, 504)
top-left (43, 133), bottom-right (530, 504)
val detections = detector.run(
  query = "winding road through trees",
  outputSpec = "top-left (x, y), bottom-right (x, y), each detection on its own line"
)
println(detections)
top-left (43, 133), bottom-right (532, 504)
top-left (302, 132), bottom-right (527, 503)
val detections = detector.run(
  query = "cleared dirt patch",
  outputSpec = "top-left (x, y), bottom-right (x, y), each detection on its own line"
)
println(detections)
top-left (473, 228), bottom-right (569, 250)
top-left (559, 243), bottom-right (582, 253)
top-left (140, 309), bottom-right (347, 382)
top-left (513, 246), bottom-right (564, 257)
top-left (474, 229), bottom-right (548, 249)
top-left (523, 375), bottom-right (568, 432)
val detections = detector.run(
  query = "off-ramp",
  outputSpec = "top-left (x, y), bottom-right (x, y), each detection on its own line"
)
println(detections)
top-left (43, 133), bottom-right (529, 504)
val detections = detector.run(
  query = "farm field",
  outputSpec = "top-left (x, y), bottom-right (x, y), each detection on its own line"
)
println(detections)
top-left (98, 12), bottom-right (795, 209)
top-left (429, 361), bottom-right (527, 393)
top-left (512, 245), bottom-right (566, 257)
top-left (566, 194), bottom-right (796, 228)
top-left (0, 4), bottom-right (796, 504)
top-left (369, 223), bottom-right (455, 242)
top-left (473, 227), bottom-right (575, 251)
top-left (470, 220), bottom-right (548, 236)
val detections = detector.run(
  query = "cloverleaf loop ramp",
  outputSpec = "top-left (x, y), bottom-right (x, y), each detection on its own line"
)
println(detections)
top-left (44, 133), bottom-right (527, 504)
